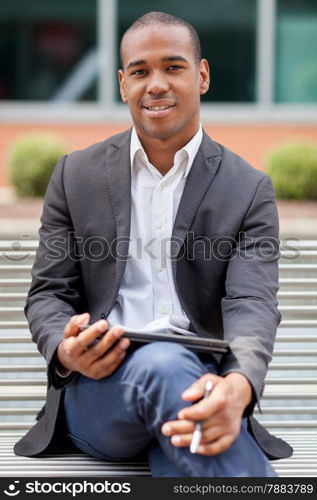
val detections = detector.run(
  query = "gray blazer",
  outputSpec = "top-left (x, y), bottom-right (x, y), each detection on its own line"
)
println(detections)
top-left (14, 129), bottom-right (292, 460)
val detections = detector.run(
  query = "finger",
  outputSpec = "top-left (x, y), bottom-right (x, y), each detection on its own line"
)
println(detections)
top-left (85, 325), bottom-right (126, 358)
top-left (162, 421), bottom-right (224, 447)
top-left (196, 434), bottom-right (234, 456)
top-left (170, 433), bottom-right (193, 448)
top-left (64, 319), bottom-right (107, 357)
top-left (86, 333), bottom-right (130, 365)
top-left (178, 398), bottom-right (224, 422)
top-left (200, 425), bottom-right (224, 444)
top-left (178, 388), bottom-right (226, 421)
top-left (170, 429), bottom-right (223, 448)
top-left (85, 332), bottom-right (129, 366)
top-left (75, 320), bottom-right (110, 353)
top-left (181, 373), bottom-right (220, 401)
top-left (161, 420), bottom-right (195, 437)
top-left (89, 346), bottom-right (127, 379)
top-left (64, 313), bottom-right (90, 338)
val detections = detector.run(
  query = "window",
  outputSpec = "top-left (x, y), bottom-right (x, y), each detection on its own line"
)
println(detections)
top-left (275, 0), bottom-right (317, 103)
top-left (1, 0), bottom-right (316, 117)
top-left (0, 0), bottom-right (97, 101)
top-left (117, 0), bottom-right (257, 102)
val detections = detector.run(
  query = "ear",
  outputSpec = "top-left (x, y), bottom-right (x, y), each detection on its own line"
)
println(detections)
top-left (198, 59), bottom-right (210, 95)
top-left (118, 69), bottom-right (128, 102)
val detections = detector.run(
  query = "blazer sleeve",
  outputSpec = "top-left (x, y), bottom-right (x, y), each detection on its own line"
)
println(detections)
top-left (25, 155), bottom-right (87, 385)
top-left (219, 174), bottom-right (281, 408)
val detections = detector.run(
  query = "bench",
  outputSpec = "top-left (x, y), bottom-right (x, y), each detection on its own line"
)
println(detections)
top-left (0, 239), bottom-right (316, 477)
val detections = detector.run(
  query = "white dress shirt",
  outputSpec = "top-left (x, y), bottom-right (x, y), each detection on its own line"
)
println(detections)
top-left (107, 126), bottom-right (203, 331)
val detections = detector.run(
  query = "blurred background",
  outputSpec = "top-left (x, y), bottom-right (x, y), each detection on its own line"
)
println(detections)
top-left (0, 0), bottom-right (317, 238)
top-left (1, 1), bottom-right (316, 458)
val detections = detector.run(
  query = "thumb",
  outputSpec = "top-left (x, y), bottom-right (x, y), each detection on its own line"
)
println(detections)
top-left (182, 373), bottom-right (220, 401)
top-left (64, 313), bottom-right (90, 338)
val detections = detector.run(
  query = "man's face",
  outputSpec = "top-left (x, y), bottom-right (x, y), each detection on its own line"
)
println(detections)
top-left (118, 25), bottom-right (209, 142)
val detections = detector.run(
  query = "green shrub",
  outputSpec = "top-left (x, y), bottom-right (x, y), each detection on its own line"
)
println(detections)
top-left (8, 133), bottom-right (66, 197)
top-left (267, 143), bottom-right (317, 200)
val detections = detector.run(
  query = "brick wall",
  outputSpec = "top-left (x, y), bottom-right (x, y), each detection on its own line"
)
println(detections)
top-left (1, 124), bottom-right (317, 187)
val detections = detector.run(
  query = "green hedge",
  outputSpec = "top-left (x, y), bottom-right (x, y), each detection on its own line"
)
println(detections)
top-left (8, 133), bottom-right (66, 197)
top-left (267, 143), bottom-right (317, 200)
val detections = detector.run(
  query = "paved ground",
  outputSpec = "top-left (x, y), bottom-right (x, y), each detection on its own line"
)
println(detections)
top-left (0, 198), bottom-right (316, 239)
top-left (277, 200), bottom-right (317, 239)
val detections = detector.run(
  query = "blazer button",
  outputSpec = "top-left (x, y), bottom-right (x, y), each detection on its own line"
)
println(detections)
top-left (100, 313), bottom-right (106, 319)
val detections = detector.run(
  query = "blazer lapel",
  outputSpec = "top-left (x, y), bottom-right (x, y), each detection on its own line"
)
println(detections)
top-left (171, 131), bottom-right (222, 259)
top-left (104, 129), bottom-right (132, 301)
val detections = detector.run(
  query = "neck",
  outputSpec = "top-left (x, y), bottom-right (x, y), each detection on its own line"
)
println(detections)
top-left (136, 125), bottom-right (200, 176)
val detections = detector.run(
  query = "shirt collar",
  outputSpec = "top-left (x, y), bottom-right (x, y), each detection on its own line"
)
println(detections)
top-left (130, 125), bottom-right (203, 178)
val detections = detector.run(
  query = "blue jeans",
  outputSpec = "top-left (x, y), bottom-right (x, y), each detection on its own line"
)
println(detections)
top-left (64, 342), bottom-right (277, 477)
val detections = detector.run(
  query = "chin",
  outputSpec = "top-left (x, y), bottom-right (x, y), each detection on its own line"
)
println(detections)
top-left (140, 122), bottom-right (184, 140)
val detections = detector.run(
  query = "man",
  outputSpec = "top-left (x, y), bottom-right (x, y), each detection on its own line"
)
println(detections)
top-left (14, 12), bottom-right (292, 476)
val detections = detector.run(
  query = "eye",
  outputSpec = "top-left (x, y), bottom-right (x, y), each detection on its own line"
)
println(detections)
top-left (167, 65), bottom-right (183, 71)
top-left (131, 69), bottom-right (147, 76)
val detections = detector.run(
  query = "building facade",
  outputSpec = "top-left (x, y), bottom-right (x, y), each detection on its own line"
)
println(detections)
top-left (0, 0), bottom-right (317, 189)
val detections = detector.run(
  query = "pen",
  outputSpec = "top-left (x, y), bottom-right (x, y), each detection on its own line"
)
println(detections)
top-left (189, 380), bottom-right (213, 454)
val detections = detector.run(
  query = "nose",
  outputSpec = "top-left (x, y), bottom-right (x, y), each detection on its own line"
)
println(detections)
top-left (147, 70), bottom-right (170, 95)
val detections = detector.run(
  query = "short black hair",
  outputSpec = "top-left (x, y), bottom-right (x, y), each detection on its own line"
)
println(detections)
top-left (120, 11), bottom-right (201, 67)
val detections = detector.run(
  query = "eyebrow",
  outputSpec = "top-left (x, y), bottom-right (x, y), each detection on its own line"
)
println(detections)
top-left (161, 56), bottom-right (188, 63)
top-left (126, 55), bottom-right (188, 70)
top-left (126, 59), bottom-right (146, 70)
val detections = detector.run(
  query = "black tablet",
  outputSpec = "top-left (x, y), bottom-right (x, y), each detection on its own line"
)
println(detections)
top-left (122, 331), bottom-right (229, 354)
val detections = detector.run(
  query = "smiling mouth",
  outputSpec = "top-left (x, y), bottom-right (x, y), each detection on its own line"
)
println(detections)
top-left (143, 104), bottom-right (175, 111)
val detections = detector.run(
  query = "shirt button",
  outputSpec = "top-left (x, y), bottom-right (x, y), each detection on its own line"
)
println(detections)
top-left (160, 181), bottom-right (166, 187)
top-left (157, 223), bottom-right (164, 229)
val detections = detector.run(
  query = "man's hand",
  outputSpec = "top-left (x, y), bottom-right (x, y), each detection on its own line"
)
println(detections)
top-left (161, 372), bottom-right (252, 456)
top-left (56, 313), bottom-right (130, 379)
